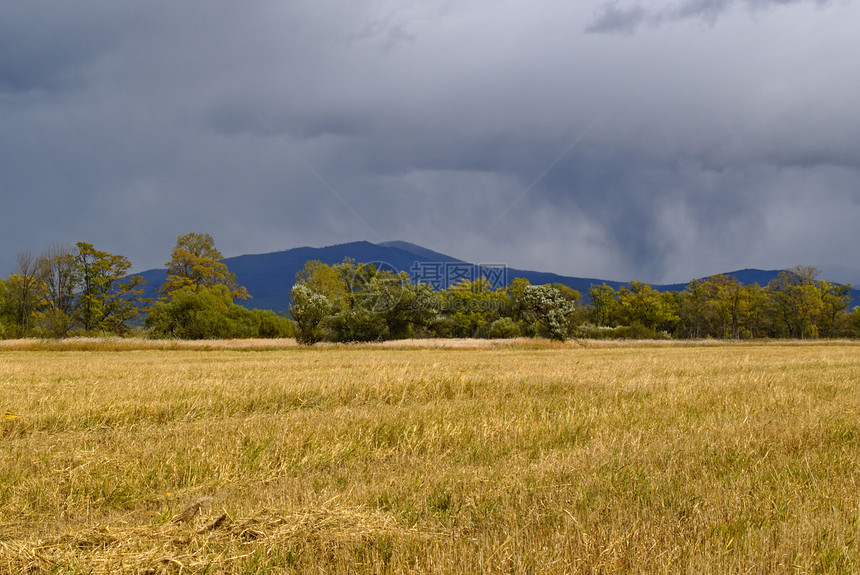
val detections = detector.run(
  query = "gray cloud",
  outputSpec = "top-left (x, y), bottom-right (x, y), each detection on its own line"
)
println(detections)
top-left (587, 0), bottom-right (832, 34)
top-left (586, 3), bottom-right (651, 35)
top-left (2, 1), bottom-right (859, 285)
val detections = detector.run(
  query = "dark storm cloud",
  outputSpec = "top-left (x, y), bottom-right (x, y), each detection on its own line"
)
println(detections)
top-left (586, 3), bottom-right (652, 34)
top-left (2, 1), bottom-right (859, 284)
top-left (587, 0), bottom-right (831, 34)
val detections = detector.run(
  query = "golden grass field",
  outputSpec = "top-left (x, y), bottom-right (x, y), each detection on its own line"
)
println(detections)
top-left (1, 338), bottom-right (859, 573)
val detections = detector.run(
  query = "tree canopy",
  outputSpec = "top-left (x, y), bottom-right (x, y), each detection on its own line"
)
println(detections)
top-left (146, 233), bottom-right (295, 339)
top-left (0, 243), bottom-right (148, 337)
top-left (161, 232), bottom-right (249, 300)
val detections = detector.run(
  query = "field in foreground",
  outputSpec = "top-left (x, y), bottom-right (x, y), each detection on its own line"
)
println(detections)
top-left (1, 340), bottom-right (859, 573)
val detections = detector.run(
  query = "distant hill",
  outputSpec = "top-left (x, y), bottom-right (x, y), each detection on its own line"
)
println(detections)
top-left (136, 241), bottom-right (858, 313)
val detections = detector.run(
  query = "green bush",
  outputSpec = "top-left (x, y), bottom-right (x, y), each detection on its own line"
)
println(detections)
top-left (252, 309), bottom-right (295, 338)
top-left (327, 308), bottom-right (388, 342)
top-left (290, 284), bottom-right (332, 345)
top-left (146, 286), bottom-right (261, 339)
top-left (575, 321), bottom-right (669, 340)
top-left (488, 317), bottom-right (520, 339)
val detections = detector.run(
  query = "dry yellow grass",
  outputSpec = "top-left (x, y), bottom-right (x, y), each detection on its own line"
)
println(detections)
top-left (1, 339), bottom-right (859, 573)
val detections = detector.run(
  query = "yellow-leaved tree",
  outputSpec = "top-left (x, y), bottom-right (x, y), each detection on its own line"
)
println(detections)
top-left (160, 232), bottom-right (249, 300)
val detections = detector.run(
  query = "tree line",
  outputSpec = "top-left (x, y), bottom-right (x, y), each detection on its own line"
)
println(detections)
top-left (0, 243), bottom-right (146, 338)
top-left (289, 261), bottom-right (859, 343)
top-left (1, 233), bottom-right (858, 341)
top-left (0, 233), bottom-right (293, 340)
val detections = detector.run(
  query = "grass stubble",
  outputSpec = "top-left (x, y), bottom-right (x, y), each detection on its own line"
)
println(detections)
top-left (0, 339), bottom-right (859, 573)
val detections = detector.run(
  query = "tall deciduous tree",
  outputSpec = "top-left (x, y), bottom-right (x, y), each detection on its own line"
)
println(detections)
top-left (709, 275), bottom-right (745, 339)
top-left (767, 267), bottom-right (823, 339)
top-left (616, 281), bottom-right (679, 335)
top-left (588, 284), bottom-right (617, 328)
top-left (4, 252), bottom-right (48, 334)
top-left (0, 279), bottom-right (9, 337)
top-left (161, 232), bottom-right (249, 300)
top-left (35, 245), bottom-right (78, 337)
top-left (506, 278), bottom-right (533, 323)
top-left (151, 233), bottom-right (256, 339)
top-left (818, 280), bottom-right (853, 338)
top-left (293, 259), bottom-right (443, 341)
top-left (680, 279), bottom-right (711, 339)
top-left (73, 242), bottom-right (147, 333)
top-left (443, 278), bottom-right (507, 339)
top-left (295, 260), bottom-right (348, 303)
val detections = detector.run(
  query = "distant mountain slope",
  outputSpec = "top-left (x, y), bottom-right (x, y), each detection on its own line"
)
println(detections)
top-left (140, 241), bottom-right (480, 312)
top-left (377, 241), bottom-right (464, 263)
top-left (136, 241), bottom-right (858, 313)
top-left (652, 269), bottom-right (798, 294)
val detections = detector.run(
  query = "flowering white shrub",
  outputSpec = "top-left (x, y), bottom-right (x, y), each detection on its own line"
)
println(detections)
top-left (521, 284), bottom-right (576, 341)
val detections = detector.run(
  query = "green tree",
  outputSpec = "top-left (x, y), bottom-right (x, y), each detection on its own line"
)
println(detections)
top-left (680, 279), bottom-right (711, 339)
top-left (443, 278), bottom-right (506, 338)
top-left (766, 267), bottom-right (823, 339)
top-left (740, 283), bottom-right (768, 339)
top-left (0, 279), bottom-right (9, 338)
top-left (151, 233), bottom-right (256, 339)
top-left (161, 233), bottom-right (249, 300)
top-left (709, 275), bottom-right (746, 339)
top-left (3, 252), bottom-right (48, 335)
top-left (146, 285), bottom-right (259, 339)
top-left (588, 284), bottom-right (618, 328)
top-left (849, 307), bottom-right (860, 338)
top-left (363, 269), bottom-right (428, 339)
top-left (34, 246), bottom-right (78, 337)
top-left (408, 283), bottom-right (443, 337)
top-left (295, 260), bottom-right (347, 303)
top-left (616, 281), bottom-right (678, 336)
top-left (327, 305), bottom-right (388, 342)
top-left (1, 274), bottom-right (47, 339)
top-left (315, 260), bottom-right (444, 342)
top-left (814, 280), bottom-right (852, 338)
top-left (521, 284), bottom-right (577, 341)
top-left (325, 261), bottom-right (389, 342)
top-left (252, 309), bottom-right (296, 339)
top-left (73, 242), bottom-right (148, 334)
top-left (488, 316), bottom-right (521, 339)
top-left (504, 278), bottom-right (531, 321)
top-left (680, 275), bottom-right (747, 339)
top-left (290, 284), bottom-right (332, 344)
top-left (292, 259), bottom-right (392, 342)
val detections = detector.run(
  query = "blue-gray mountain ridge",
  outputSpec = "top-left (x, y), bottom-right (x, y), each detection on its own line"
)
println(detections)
top-left (135, 241), bottom-right (858, 313)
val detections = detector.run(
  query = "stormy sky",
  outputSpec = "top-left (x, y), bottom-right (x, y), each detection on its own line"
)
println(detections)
top-left (2, 0), bottom-right (858, 285)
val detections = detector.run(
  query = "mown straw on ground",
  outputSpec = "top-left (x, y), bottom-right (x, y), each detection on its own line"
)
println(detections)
top-left (1, 340), bottom-right (859, 573)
